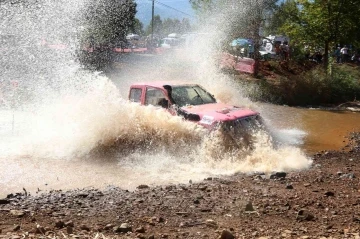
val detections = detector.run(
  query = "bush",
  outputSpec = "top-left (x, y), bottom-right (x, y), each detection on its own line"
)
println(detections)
top-left (254, 64), bottom-right (360, 106)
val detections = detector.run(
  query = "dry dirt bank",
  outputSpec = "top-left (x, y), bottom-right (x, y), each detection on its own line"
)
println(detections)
top-left (1, 133), bottom-right (360, 239)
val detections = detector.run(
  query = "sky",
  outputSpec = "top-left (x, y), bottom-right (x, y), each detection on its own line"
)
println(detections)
top-left (135, 0), bottom-right (195, 26)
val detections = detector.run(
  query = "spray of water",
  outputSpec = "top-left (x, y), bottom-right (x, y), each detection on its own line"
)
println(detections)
top-left (0, 0), bottom-right (312, 194)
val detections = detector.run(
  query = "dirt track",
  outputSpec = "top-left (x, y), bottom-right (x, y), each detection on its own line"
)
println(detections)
top-left (1, 133), bottom-right (360, 239)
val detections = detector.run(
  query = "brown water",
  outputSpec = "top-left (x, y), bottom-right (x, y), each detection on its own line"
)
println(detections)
top-left (261, 104), bottom-right (360, 153)
top-left (1, 100), bottom-right (359, 198)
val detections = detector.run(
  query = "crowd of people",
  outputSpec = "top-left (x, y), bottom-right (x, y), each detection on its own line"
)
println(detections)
top-left (304, 44), bottom-right (360, 64)
top-left (333, 45), bottom-right (360, 64)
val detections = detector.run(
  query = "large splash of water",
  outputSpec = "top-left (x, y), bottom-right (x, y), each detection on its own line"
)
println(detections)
top-left (0, 0), bottom-right (312, 195)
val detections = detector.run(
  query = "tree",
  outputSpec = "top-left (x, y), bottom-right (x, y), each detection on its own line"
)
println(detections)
top-left (145, 15), bottom-right (163, 37)
top-left (264, 0), bottom-right (300, 36)
top-left (131, 18), bottom-right (144, 35)
top-left (162, 18), bottom-right (175, 36)
top-left (79, 0), bottom-right (137, 70)
top-left (272, 0), bottom-right (360, 69)
top-left (181, 18), bottom-right (192, 33)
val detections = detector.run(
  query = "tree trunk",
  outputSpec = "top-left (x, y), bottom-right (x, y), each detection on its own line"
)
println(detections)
top-left (324, 40), bottom-right (329, 72)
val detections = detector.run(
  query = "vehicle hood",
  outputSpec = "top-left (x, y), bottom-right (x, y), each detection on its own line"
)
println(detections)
top-left (180, 103), bottom-right (258, 126)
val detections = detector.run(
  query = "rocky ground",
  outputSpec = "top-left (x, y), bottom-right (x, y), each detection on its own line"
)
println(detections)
top-left (1, 133), bottom-right (360, 239)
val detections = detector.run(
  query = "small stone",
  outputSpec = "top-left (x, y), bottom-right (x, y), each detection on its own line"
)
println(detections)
top-left (286, 184), bottom-right (294, 189)
top-left (270, 172), bottom-right (287, 179)
top-left (324, 191), bottom-right (335, 197)
top-left (80, 225), bottom-right (90, 231)
top-left (55, 220), bottom-right (65, 228)
top-left (66, 226), bottom-right (73, 234)
top-left (36, 225), bottom-right (46, 234)
top-left (64, 220), bottom-right (74, 227)
top-left (10, 210), bottom-right (25, 217)
top-left (13, 225), bottom-right (21, 231)
top-left (119, 223), bottom-right (132, 233)
top-left (244, 201), bottom-right (255, 212)
top-left (157, 217), bottom-right (165, 223)
top-left (296, 210), bottom-right (314, 221)
top-left (304, 183), bottom-right (311, 187)
top-left (205, 219), bottom-right (218, 228)
top-left (220, 230), bottom-right (235, 239)
top-left (340, 173), bottom-right (356, 179)
top-left (104, 224), bottom-right (114, 230)
top-left (137, 185), bottom-right (149, 189)
top-left (135, 226), bottom-right (146, 233)
top-left (0, 199), bottom-right (10, 204)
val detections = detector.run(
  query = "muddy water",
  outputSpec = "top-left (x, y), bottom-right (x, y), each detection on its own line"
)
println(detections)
top-left (261, 104), bottom-right (360, 153)
top-left (1, 100), bottom-right (359, 198)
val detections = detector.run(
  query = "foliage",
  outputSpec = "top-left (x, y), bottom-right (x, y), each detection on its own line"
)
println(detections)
top-left (131, 18), bottom-right (144, 35)
top-left (264, 0), bottom-right (299, 37)
top-left (268, 0), bottom-right (360, 68)
top-left (255, 62), bottom-right (360, 106)
top-left (82, 0), bottom-right (137, 44)
top-left (78, 0), bottom-right (137, 70)
top-left (145, 16), bottom-right (192, 37)
top-left (145, 15), bottom-right (163, 36)
top-left (189, 0), bottom-right (215, 21)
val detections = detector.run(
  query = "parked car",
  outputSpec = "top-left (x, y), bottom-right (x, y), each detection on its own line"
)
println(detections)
top-left (159, 38), bottom-right (180, 48)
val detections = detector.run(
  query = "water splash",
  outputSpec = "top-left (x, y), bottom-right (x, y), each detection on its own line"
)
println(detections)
top-left (0, 0), bottom-right (312, 196)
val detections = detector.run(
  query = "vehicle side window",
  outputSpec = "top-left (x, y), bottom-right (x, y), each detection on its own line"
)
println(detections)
top-left (145, 88), bottom-right (166, 106)
top-left (129, 88), bottom-right (142, 103)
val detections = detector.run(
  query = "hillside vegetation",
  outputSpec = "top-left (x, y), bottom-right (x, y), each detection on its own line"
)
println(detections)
top-left (244, 61), bottom-right (360, 107)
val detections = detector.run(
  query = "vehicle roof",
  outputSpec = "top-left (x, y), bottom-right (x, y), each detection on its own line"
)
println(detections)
top-left (130, 81), bottom-right (198, 88)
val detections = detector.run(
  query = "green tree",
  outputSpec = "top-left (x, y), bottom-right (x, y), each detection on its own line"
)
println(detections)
top-left (83, 0), bottom-right (137, 43)
top-left (162, 18), bottom-right (175, 36)
top-left (190, 0), bottom-right (215, 22)
top-left (79, 0), bottom-right (137, 70)
top-left (264, 0), bottom-right (299, 36)
top-left (131, 18), bottom-right (144, 35)
top-left (146, 15), bottom-right (163, 36)
top-left (275, 0), bottom-right (360, 69)
top-left (181, 18), bottom-right (192, 33)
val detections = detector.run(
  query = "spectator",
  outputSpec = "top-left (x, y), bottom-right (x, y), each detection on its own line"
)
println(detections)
top-left (340, 45), bottom-right (349, 63)
top-left (248, 44), bottom-right (254, 58)
top-left (283, 41), bottom-right (290, 60)
top-left (334, 47), bottom-right (341, 63)
top-left (275, 43), bottom-right (281, 60)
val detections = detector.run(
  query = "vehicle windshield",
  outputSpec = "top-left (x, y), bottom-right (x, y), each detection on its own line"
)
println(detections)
top-left (170, 85), bottom-right (216, 107)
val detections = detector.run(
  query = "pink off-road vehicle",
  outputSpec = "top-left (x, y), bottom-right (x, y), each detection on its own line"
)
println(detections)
top-left (129, 82), bottom-right (264, 145)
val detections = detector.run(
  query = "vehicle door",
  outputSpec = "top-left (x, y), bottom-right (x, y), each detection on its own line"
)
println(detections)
top-left (145, 87), bottom-right (170, 109)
